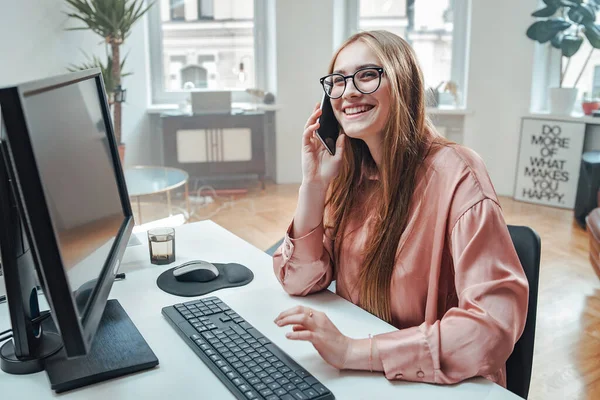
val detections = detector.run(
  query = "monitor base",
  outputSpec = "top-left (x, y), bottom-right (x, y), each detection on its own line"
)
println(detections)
top-left (0, 331), bottom-right (62, 375)
top-left (44, 299), bottom-right (159, 393)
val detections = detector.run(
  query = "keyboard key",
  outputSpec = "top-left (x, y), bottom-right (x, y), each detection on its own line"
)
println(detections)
top-left (218, 303), bottom-right (230, 311)
top-left (232, 325), bottom-right (246, 336)
top-left (221, 366), bottom-right (232, 373)
top-left (226, 356), bottom-right (238, 364)
top-left (238, 367), bottom-right (250, 374)
top-left (266, 367), bottom-right (277, 374)
top-left (242, 372), bottom-right (255, 380)
top-left (247, 338), bottom-right (257, 344)
top-left (209, 338), bottom-right (220, 345)
top-left (268, 382), bottom-right (281, 390)
top-left (248, 377), bottom-right (261, 385)
top-left (246, 361), bottom-right (258, 368)
top-left (266, 396), bottom-right (279, 400)
top-left (258, 338), bottom-right (271, 345)
top-left (244, 390), bottom-right (258, 399)
top-left (226, 310), bottom-right (236, 315)
top-left (267, 356), bottom-right (278, 363)
top-left (201, 332), bottom-right (215, 340)
top-left (206, 324), bottom-right (217, 330)
top-left (304, 376), bottom-right (318, 386)
top-left (257, 371), bottom-right (269, 379)
top-left (215, 360), bottom-right (226, 367)
top-left (190, 334), bottom-right (201, 341)
top-left (210, 355), bottom-right (220, 362)
top-left (214, 342), bottom-right (225, 349)
top-left (251, 343), bottom-right (262, 349)
top-left (262, 377), bottom-right (275, 384)
top-left (291, 377), bottom-right (303, 385)
top-left (240, 321), bottom-right (253, 330)
top-left (216, 333), bottom-right (226, 339)
top-left (289, 389), bottom-right (308, 400)
top-left (205, 350), bottom-right (215, 356)
top-left (259, 389), bottom-right (274, 397)
top-left (232, 378), bottom-right (243, 386)
top-left (199, 344), bottom-right (210, 351)
top-left (281, 395), bottom-right (295, 400)
top-left (249, 352), bottom-right (260, 359)
top-left (279, 366), bottom-right (291, 374)
top-left (276, 377), bottom-right (288, 384)
top-left (312, 384), bottom-right (329, 395)
top-left (251, 366), bottom-right (263, 373)
top-left (234, 338), bottom-right (245, 345)
top-left (240, 356), bottom-right (252, 363)
top-left (222, 338), bottom-right (232, 344)
top-left (233, 361), bottom-right (244, 369)
top-left (240, 343), bottom-right (251, 350)
top-left (273, 361), bottom-right (284, 368)
top-left (284, 383), bottom-right (296, 391)
top-left (285, 372), bottom-right (297, 379)
top-left (222, 351), bottom-right (234, 358)
top-left (295, 370), bottom-right (309, 378)
top-left (275, 388), bottom-right (288, 396)
top-left (304, 388), bottom-right (319, 399)
top-left (254, 383), bottom-right (267, 391)
top-left (238, 384), bottom-right (250, 392)
top-left (297, 382), bottom-right (310, 391)
top-left (234, 317), bottom-right (245, 324)
top-left (260, 362), bottom-right (271, 369)
top-left (226, 371), bottom-right (238, 380)
top-left (241, 333), bottom-right (252, 340)
top-left (200, 317), bottom-right (210, 322)
top-left (231, 346), bottom-right (242, 353)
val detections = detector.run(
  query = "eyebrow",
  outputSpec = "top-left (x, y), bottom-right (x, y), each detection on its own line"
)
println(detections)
top-left (333, 63), bottom-right (380, 74)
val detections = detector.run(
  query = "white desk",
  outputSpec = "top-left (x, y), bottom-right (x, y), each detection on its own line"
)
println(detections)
top-left (1, 221), bottom-right (519, 399)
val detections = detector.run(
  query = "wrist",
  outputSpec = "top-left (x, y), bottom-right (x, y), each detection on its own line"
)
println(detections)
top-left (300, 180), bottom-right (328, 196)
top-left (342, 338), bottom-right (370, 371)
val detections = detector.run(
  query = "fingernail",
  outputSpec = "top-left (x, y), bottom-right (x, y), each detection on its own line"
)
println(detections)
top-left (285, 332), bottom-right (291, 338)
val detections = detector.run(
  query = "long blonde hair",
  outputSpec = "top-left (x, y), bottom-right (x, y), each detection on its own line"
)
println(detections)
top-left (325, 30), bottom-right (443, 323)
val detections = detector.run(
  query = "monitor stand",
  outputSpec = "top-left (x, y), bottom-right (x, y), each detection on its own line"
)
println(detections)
top-left (43, 299), bottom-right (159, 393)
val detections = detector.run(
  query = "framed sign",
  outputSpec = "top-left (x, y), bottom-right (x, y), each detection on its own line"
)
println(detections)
top-left (514, 118), bottom-right (586, 209)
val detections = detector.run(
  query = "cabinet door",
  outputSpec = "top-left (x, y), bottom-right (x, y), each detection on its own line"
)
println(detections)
top-left (176, 128), bottom-right (252, 163)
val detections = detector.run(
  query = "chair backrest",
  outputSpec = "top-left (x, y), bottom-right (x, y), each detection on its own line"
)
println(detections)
top-left (505, 225), bottom-right (541, 399)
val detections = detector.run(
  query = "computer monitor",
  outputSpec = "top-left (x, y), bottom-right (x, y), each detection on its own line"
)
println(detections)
top-left (0, 69), bottom-right (141, 381)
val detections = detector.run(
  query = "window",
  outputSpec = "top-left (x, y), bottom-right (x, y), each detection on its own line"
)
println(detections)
top-left (150, 0), bottom-right (269, 104)
top-left (563, 41), bottom-right (600, 102)
top-left (357, 0), bottom-right (467, 107)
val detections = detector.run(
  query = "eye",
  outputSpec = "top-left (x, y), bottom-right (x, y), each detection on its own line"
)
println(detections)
top-left (333, 75), bottom-right (345, 85)
top-left (357, 69), bottom-right (378, 80)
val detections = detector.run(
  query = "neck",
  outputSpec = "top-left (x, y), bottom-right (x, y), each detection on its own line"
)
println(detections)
top-left (363, 136), bottom-right (384, 169)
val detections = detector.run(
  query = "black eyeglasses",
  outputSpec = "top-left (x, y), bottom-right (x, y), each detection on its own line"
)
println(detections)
top-left (320, 67), bottom-right (385, 99)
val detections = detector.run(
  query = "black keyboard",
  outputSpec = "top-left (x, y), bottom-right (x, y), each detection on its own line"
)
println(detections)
top-left (162, 296), bottom-right (335, 400)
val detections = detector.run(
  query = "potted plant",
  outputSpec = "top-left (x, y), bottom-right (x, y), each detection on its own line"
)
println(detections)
top-left (67, 53), bottom-right (131, 106)
top-left (64, 0), bottom-right (153, 163)
top-left (526, 0), bottom-right (600, 115)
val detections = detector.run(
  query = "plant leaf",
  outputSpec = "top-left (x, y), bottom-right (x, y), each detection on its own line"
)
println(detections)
top-left (532, 6), bottom-right (558, 17)
top-left (551, 33), bottom-right (564, 49)
top-left (585, 24), bottom-right (600, 48)
top-left (527, 18), bottom-right (572, 43)
top-left (561, 34), bottom-right (583, 56)
top-left (568, 4), bottom-right (596, 25)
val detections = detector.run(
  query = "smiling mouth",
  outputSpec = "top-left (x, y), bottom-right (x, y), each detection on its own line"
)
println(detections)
top-left (343, 105), bottom-right (374, 116)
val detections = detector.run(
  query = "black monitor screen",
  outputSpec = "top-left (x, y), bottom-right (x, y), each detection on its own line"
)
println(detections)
top-left (22, 77), bottom-right (124, 316)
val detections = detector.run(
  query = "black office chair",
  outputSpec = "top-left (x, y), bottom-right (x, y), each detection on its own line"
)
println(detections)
top-left (505, 225), bottom-right (541, 399)
top-left (265, 225), bottom-right (540, 399)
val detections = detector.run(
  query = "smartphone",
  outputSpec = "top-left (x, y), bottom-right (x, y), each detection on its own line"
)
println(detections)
top-left (316, 92), bottom-right (340, 155)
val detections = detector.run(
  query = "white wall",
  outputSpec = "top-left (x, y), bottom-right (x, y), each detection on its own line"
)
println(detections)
top-left (274, 0), bottom-right (335, 183)
top-left (462, 0), bottom-right (538, 196)
top-left (0, 0), bottom-right (152, 168)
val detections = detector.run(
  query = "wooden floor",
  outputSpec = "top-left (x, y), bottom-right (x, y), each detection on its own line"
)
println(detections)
top-left (137, 182), bottom-right (600, 400)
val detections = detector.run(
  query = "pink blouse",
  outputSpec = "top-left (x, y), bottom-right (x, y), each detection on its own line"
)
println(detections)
top-left (272, 143), bottom-right (529, 387)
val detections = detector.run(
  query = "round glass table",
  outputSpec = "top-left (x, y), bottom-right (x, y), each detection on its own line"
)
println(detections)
top-left (124, 166), bottom-right (190, 224)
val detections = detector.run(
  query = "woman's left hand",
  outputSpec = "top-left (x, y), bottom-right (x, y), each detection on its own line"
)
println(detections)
top-left (274, 306), bottom-right (352, 369)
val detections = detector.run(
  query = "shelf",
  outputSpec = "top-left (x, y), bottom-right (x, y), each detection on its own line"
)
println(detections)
top-left (526, 112), bottom-right (600, 124)
top-left (426, 106), bottom-right (472, 116)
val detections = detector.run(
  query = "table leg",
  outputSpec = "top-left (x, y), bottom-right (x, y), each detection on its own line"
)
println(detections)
top-left (167, 190), bottom-right (172, 216)
top-left (185, 181), bottom-right (190, 221)
top-left (136, 196), bottom-right (142, 225)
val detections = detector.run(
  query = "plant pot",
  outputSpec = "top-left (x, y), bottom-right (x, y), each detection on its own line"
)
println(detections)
top-left (583, 101), bottom-right (600, 116)
top-left (550, 87), bottom-right (578, 115)
top-left (118, 144), bottom-right (126, 166)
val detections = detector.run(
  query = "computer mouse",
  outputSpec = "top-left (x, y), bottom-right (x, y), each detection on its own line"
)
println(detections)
top-left (173, 260), bottom-right (219, 283)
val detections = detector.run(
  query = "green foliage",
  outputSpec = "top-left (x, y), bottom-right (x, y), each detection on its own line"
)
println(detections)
top-left (64, 0), bottom-right (153, 42)
top-left (67, 53), bottom-right (131, 95)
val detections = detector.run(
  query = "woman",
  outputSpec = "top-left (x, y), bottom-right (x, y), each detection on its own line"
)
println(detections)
top-left (272, 30), bottom-right (529, 387)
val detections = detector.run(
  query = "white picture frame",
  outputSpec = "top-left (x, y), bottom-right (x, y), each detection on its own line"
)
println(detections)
top-left (513, 118), bottom-right (586, 209)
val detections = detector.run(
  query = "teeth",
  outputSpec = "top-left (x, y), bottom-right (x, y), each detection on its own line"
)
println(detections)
top-left (344, 105), bottom-right (373, 115)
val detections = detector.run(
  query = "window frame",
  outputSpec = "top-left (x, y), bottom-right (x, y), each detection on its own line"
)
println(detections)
top-left (350, 0), bottom-right (471, 109)
top-left (147, 0), bottom-right (273, 105)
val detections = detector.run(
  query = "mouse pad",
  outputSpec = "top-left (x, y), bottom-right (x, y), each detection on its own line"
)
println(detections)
top-left (156, 263), bottom-right (254, 297)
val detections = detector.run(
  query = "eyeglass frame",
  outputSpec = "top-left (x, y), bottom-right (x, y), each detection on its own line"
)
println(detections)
top-left (319, 67), bottom-right (385, 99)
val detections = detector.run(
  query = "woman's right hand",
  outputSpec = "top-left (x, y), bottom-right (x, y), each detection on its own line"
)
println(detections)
top-left (301, 103), bottom-right (346, 190)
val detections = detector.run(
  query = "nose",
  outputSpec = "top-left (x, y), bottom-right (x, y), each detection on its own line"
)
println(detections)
top-left (342, 77), bottom-right (361, 100)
